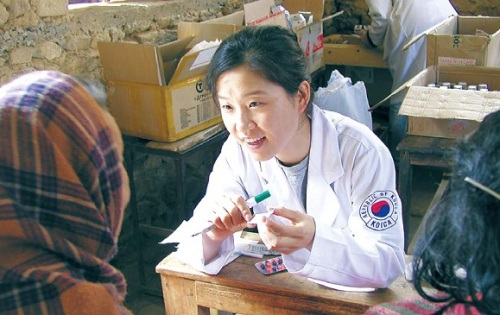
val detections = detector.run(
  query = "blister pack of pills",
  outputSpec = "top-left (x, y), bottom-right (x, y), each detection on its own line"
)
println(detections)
top-left (255, 256), bottom-right (287, 275)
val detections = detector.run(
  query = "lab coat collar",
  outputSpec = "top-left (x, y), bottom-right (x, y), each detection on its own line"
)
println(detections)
top-left (306, 105), bottom-right (344, 223)
top-left (256, 105), bottom-right (344, 224)
top-left (309, 105), bottom-right (344, 183)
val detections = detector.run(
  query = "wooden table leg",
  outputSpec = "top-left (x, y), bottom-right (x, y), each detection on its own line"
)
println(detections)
top-left (398, 150), bottom-right (412, 252)
top-left (160, 275), bottom-right (210, 315)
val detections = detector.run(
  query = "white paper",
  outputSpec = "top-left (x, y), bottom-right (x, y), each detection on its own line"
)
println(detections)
top-left (248, 209), bottom-right (275, 224)
top-left (159, 220), bottom-right (199, 244)
top-left (309, 278), bottom-right (376, 292)
top-left (190, 46), bottom-right (218, 70)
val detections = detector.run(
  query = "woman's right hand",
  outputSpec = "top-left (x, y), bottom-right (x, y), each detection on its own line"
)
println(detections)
top-left (205, 194), bottom-right (254, 241)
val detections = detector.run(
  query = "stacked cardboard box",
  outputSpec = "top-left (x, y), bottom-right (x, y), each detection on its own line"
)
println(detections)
top-left (395, 15), bottom-right (500, 139)
top-left (398, 65), bottom-right (500, 139)
top-left (97, 14), bottom-right (244, 142)
top-left (244, 0), bottom-right (326, 74)
top-left (180, 0), bottom-right (328, 75)
top-left (405, 15), bottom-right (500, 67)
top-left (98, 1), bottom-right (331, 142)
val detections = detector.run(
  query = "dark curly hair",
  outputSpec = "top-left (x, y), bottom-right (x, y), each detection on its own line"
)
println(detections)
top-left (412, 109), bottom-right (500, 314)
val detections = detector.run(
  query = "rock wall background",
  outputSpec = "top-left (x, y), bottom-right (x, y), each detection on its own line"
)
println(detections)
top-left (1, 0), bottom-right (497, 84)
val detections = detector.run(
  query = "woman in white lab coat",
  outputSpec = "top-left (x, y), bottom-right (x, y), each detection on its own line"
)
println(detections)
top-left (176, 25), bottom-right (405, 288)
top-left (362, 0), bottom-right (457, 158)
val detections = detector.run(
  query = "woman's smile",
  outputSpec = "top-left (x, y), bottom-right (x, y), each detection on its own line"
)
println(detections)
top-left (241, 136), bottom-right (266, 149)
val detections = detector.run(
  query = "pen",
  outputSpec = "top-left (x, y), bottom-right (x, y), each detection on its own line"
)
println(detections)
top-left (191, 189), bottom-right (271, 237)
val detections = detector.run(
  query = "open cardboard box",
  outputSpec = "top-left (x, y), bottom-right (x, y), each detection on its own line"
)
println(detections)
top-left (179, 0), bottom-right (332, 74)
top-left (177, 11), bottom-right (245, 50)
top-left (405, 15), bottom-right (500, 67)
top-left (98, 19), bottom-right (243, 142)
top-left (395, 65), bottom-right (500, 139)
top-left (244, 0), bottom-right (327, 73)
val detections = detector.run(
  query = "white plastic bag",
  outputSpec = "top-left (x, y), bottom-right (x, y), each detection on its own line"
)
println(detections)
top-left (314, 70), bottom-right (372, 130)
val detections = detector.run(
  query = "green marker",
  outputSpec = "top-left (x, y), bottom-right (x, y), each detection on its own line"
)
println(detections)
top-left (191, 189), bottom-right (271, 237)
top-left (245, 189), bottom-right (271, 208)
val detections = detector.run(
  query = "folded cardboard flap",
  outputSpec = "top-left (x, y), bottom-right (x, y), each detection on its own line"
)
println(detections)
top-left (172, 18), bottom-right (255, 85)
top-left (402, 16), bottom-right (453, 51)
top-left (372, 65), bottom-right (500, 112)
top-left (98, 41), bottom-right (166, 85)
top-left (403, 15), bottom-right (500, 51)
top-left (169, 46), bottom-right (218, 85)
top-left (403, 15), bottom-right (500, 67)
top-left (98, 36), bottom-right (194, 86)
top-left (177, 21), bottom-right (243, 50)
top-left (157, 36), bottom-right (194, 64)
top-left (399, 65), bottom-right (500, 121)
top-left (458, 16), bottom-right (500, 35)
top-left (397, 65), bottom-right (500, 139)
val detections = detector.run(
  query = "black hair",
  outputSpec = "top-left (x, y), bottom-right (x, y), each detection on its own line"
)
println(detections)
top-left (412, 110), bottom-right (500, 314)
top-left (206, 25), bottom-right (312, 109)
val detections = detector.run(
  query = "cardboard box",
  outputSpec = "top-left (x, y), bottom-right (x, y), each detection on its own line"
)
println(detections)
top-left (398, 65), bottom-right (500, 139)
top-left (243, 0), bottom-right (326, 74)
top-left (406, 15), bottom-right (500, 67)
top-left (97, 22), bottom-right (242, 142)
top-left (177, 11), bottom-right (245, 49)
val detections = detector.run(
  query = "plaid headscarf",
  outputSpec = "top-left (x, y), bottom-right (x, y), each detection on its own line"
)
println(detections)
top-left (0, 71), bottom-right (130, 314)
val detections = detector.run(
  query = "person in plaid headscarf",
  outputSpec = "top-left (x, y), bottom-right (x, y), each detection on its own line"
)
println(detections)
top-left (0, 71), bottom-right (131, 314)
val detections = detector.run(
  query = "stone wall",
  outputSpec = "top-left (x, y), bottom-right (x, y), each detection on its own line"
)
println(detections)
top-left (0, 0), bottom-right (246, 84)
top-left (2, 0), bottom-right (497, 83)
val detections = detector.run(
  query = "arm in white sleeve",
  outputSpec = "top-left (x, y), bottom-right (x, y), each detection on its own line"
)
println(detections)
top-left (364, 0), bottom-right (392, 46)
top-left (174, 139), bottom-right (253, 274)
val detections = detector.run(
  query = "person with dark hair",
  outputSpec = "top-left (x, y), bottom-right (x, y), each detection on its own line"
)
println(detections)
top-left (0, 71), bottom-right (131, 314)
top-left (360, 0), bottom-right (457, 160)
top-left (175, 25), bottom-right (404, 289)
top-left (365, 109), bottom-right (500, 314)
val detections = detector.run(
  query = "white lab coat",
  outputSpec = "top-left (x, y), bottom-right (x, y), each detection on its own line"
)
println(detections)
top-left (176, 105), bottom-right (405, 288)
top-left (365, 0), bottom-right (457, 104)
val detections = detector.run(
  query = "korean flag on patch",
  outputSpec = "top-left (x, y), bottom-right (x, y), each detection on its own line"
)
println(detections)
top-left (359, 191), bottom-right (399, 231)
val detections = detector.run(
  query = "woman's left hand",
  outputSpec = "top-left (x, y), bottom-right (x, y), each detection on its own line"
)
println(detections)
top-left (257, 207), bottom-right (316, 255)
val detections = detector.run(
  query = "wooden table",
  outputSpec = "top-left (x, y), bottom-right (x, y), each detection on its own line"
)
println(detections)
top-left (156, 253), bottom-right (420, 315)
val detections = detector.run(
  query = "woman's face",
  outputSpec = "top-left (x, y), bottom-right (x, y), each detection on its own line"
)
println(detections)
top-left (216, 65), bottom-right (310, 164)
